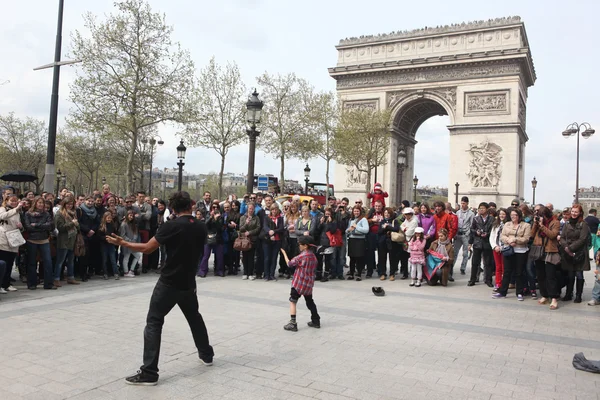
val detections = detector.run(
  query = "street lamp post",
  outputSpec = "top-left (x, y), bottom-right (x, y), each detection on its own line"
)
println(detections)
top-left (413, 175), bottom-right (419, 204)
top-left (304, 164), bottom-right (311, 194)
top-left (147, 137), bottom-right (164, 196)
top-left (562, 122), bottom-right (595, 203)
top-left (245, 89), bottom-right (264, 195)
top-left (55, 169), bottom-right (62, 197)
top-left (177, 140), bottom-right (187, 192)
top-left (531, 176), bottom-right (537, 205)
top-left (455, 182), bottom-right (460, 207)
top-left (396, 148), bottom-right (406, 204)
top-left (102, 176), bottom-right (106, 186)
top-left (132, 176), bottom-right (137, 193)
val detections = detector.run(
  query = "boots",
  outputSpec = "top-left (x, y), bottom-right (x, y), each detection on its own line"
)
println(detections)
top-left (562, 276), bottom-right (574, 301)
top-left (574, 278), bottom-right (585, 303)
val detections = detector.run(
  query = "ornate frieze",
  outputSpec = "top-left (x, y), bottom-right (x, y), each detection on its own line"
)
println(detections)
top-left (343, 99), bottom-right (379, 111)
top-left (464, 90), bottom-right (509, 115)
top-left (466, 139), bottom-right (503, 188)
top-left (387, 87), bottom-right (457, 112)
top-left (336, 63), bottom-right (520, 90)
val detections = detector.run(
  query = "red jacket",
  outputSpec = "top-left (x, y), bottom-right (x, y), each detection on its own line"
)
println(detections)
top-left (367, 191), bottom-right (388, 208)
top-left (433, 212), bottom-right (457, 240)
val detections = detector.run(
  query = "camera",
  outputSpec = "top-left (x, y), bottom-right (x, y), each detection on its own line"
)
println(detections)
top-left (534, 216), bottom-right (540, 222)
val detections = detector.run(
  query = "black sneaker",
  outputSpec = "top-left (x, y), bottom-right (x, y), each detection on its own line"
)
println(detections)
top-left (448, 276), bottom-right (455, 282)
top-left (307, 321), bottom-right (320, 329)
top-left (125, 370), bottom-right (158, 386)
top-left (199, 355), bottom-right (213, 366)
top-left (283, 320), bottom-right (298, 332)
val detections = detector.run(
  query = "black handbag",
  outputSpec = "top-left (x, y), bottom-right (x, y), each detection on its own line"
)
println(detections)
top-left (206, 233), bottom-right (217, 245)
top-left (529, 237), bottom-right (546, 262)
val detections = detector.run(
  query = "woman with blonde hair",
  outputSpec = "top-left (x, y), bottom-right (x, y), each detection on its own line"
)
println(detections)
top-left (54, 196), bottom-right (80, 286)
top-left (283, 201), bottom-right (300, 278)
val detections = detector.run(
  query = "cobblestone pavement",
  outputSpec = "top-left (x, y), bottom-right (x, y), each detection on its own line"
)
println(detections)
top-left (1, 263), bottom-right (600, 400)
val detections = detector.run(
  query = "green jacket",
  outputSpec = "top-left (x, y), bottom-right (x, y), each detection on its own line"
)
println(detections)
top-left (239, 215), bottom-right (261, 244)
top-left (54, 211), bottom-right (79, 250)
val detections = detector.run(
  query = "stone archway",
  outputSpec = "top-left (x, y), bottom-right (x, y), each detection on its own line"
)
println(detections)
top-left (329, 16), bottom-right (536, 207)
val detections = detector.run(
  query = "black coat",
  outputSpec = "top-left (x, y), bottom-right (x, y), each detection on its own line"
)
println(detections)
top-left (469, 215), bottom-right (493, 250)
top-left (377, 218), bottom-right (399, 245)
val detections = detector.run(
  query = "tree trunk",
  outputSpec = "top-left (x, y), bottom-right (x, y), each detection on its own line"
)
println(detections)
top-left (126, 132), bottom-right (137, 194)
top-left (365, 163), bottom-right (372, 196)
top-left (279, 148), bottom-right (285, 195)
top-left (218, 153), bottom-right (225, 200)
top-left (325, 158), bottom-right (330, 197)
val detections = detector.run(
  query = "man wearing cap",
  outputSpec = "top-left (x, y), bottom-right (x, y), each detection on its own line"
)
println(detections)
top-left (454, 196), bottom-right (474, 277)
top-left (327, 196), bottom-right (337, 213)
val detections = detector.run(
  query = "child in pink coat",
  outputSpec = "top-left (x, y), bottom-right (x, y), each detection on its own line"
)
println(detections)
top-left (408, 227), bottom-right (426, 287)
top-left (367, 183), bottom-right (388, 208)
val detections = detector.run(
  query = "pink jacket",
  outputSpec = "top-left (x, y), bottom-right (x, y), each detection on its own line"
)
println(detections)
top-left (408, 238), bottom-right (426, 264)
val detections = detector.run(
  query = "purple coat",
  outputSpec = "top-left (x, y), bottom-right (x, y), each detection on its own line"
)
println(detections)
top-left (417, 213), bottom-right (436, 238)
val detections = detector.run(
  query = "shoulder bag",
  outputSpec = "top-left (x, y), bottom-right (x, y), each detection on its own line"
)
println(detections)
top-left (5, 229), bottom-right (25, 248)
top-left (529, 236), bottom-right (546, 262)
top-left (233, 236), bottom-right (253, 252)
top-left (391, 231), bottom-right (406, 243)
top-left (501, 224), bottom-right (520, 257)
top-left (74, 232), bottom-right (86, 257)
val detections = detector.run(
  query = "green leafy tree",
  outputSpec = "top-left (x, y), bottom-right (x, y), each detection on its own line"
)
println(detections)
top-left (68, 0), bottom-right (196, 192)
top-left (312, 91), bottom-right (339, 192)
top-left (333, 107), bottom-right (392, 192)
top-left (256, 72), bottom-right (319, 186)
top-left (0, 113), bottom-right (47, 192)
top-left (182, 57), bottom-right (246, 199)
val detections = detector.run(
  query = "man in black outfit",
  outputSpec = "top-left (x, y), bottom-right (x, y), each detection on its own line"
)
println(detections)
top-left (107, 191), bottom-right (214, 386)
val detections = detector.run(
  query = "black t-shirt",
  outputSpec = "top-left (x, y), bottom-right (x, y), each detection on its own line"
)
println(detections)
top-left (585, 215), bottom-right (600, 235)
top-left (154, 215), bottom-right (207, 290)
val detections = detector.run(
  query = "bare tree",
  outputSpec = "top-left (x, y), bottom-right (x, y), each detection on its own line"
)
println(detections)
top-left (312, 91), bottom-right (339, 192)
top-left (333, 107), bottom-right (392, 192)
top-left (68, 0), bottom-right (196, 192)
top-left (256, 72), bottom-right (320, 187)
top-left (182, 57), bottom-right (246, 199)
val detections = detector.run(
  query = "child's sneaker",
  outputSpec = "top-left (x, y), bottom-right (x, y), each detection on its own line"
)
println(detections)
top-left (415, 280), bottom-right (422, 287)
top-left (409, 280), bottom-right (416, 287)
top-left (517, 294), bottom-right (524, 301)
top-left (283, 320), bottom-right (298, 332)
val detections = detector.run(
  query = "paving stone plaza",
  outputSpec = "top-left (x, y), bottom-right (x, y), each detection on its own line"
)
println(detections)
top-left (1, 263), bottom-right (600, 400)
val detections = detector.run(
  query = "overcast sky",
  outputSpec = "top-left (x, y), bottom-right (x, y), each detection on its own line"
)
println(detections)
top-left (1, 0), bottom-right (598, 207)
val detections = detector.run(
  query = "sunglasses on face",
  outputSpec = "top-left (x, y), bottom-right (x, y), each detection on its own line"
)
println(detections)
top-left (355, 202), bottom-right (362, 204)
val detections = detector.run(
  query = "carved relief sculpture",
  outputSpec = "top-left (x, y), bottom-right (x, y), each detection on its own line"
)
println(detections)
top-left (466, 139), bottom-right (503, 188)
top-left (346, 167), bottom-right (368, 188)
top-left (343, 100), bottom-right (378, 111)
top-left (466, 93), bottom-right (507, 112)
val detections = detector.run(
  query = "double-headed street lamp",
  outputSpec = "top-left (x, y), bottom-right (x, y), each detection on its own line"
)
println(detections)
top-left (245, 90), bottom-right (264, 195)
top-left (177, 140), bottom-right (187, 192)
top-left (396, 148), bottom-right (406, 204)
top-left (140, 136), bottom-right (164, 195)
top-left (531, 176), bottom-right (538, 205)
top-left (304, 164), bottom-right (311, 194)
top-left (413, 175), bottom-right (419, 204)
top-left (562, 122), bottom-right (595, 203)
top-left (55, 169), bottom-right (62, 197)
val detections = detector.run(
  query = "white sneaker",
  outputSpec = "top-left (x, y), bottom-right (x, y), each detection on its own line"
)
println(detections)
top-left (7, 285), bottom-right (17, 292)
top-left (588, 299), bottom-right (600, 306)
top-left (0, 288), bottom-right (7, 294)
top-left (125, 271), bottom-right (134, 277)
top-left (249, 276), bottom-right (256, 281)
top-left (242, 275), bottom-right (248, 280)
top-left (415, 280), bottom-right (422, 287)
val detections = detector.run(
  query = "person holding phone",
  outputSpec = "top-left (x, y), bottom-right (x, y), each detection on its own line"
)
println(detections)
top-left (197, 203), bottom-right (224, 277)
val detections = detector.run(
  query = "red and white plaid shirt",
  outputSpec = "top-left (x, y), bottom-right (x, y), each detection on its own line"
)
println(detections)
top-left (289, 250), bottom-right (317, 295)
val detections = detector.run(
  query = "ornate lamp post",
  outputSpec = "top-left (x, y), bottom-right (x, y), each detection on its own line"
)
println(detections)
top-left (55, 169), bottom-right (62, 197)
top-left (148, 137), bottom-right (163, 195)
top-left (562, 122), bottom-right (595, 203)
top-left (62, 173), bottom-right (67, 192)
top-left (412, 175), bottom-right (419, 204)
top-left (132, 176), bottom-right (137, 193)
top-left (304, 164), bottom-right (311, 194)
top-left (102, 176), bottom-right (106, 186)
top-left (531, 176), bottom-right (537, 205)
top-left (176, 140), bottom-right (187, 192)
top-left (245, 89), bottom-right (264, 195)
top-left (455, 182), bottom-right (460, 207)
top-left (396, 147), bottom-right (406, 204)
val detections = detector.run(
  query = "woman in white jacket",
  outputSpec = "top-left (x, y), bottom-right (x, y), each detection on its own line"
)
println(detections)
top-left (0, 194), bottom-right (25, 293)
top-left (399, 208), bottom-right (419, 279)
top-left (488, 208), bottom-right (507, 290)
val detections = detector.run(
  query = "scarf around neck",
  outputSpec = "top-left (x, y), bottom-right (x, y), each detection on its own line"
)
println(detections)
top-left (436, 238), bottom-right (450, 258)
top-left (80, 203), bottom-right (98, 219)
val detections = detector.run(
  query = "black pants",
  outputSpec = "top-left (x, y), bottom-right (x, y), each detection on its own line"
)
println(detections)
top-left (470, 247), bottom-right (493, 284)
top-left (315, 253), bottom-right (326, 278)
top-left (255, 239), bottom-right (264, 278)
top-left (349, 256), bottom-right (365, 276)
top-left (535, 260), bottom-right (559, 299)
top-left (377, 242), bottom-right (389, 277)
top-left (242, 247), bottom-right (256, 276)
top-left (0, 250), bottom-right (17, 289)
top-left (499, 252), bottom-right (527, 296)
top-left (290, 288), bottom-right (320, 322)
top-left (399, 248), bottom-right (409, 277)
top-left (141, 280), bottom-right (213, 378)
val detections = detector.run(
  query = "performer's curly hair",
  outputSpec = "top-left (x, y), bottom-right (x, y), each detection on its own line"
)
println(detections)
top-left (169, 191), bottom-right (192, 213)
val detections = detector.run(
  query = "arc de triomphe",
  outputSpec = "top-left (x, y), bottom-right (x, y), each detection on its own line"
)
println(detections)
top-left (329, 16), bottom-right (536, 207)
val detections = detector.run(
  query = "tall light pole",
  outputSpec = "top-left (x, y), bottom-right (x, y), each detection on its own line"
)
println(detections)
top-left (245, 89), bottom-right (264, 195)
top-left (531, 177), bottom-right (537, 205)
top-left (413, 175), bottom-right (419, 204)
top-left (147, 137), bottom-right (164, 195)
top-left (396, 147), bottom-right (406, 204)
top-left (304, 164), bottom-right (311, 194)
top-left (455, 182), bottom-right (460, 207)
top-left (562, 122), bottom-right (595, 203)
top-left (177, 140), bottom-right (187, 192)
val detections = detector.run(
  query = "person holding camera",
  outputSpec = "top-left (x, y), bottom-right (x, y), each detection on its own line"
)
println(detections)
top-left (197, 203), bottom-right (224, 277)
top-left (530, 206), bottom-right (560, 310)
top-left (467, 202), bottom-right (494, 287)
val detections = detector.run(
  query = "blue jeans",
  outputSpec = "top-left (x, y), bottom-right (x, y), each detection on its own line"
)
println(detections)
top-left (453, 234), bottom-right (470, 274)
top-left (329, 247), bottom-right (343, 277)
top-left (101, 243), bottom-right (119, 275)
top-left (592, 274), bottom-right (600, 301)
top-left (27, 241), bottom-right (53, 288)
top-left (525, 257), bottom-right (537, 293)
top-left (55, 248), bottom-right (75, 280)
top-left (262, 241), bottom-right (281, 279)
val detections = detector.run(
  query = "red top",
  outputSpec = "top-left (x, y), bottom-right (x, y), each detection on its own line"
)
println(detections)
top-left (289, 250), bottom-right (317, 295)
top-left (433, 212), bottom-right (457, 240)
